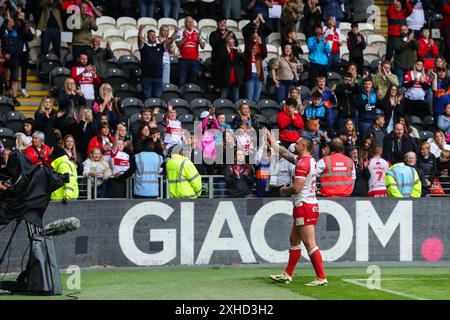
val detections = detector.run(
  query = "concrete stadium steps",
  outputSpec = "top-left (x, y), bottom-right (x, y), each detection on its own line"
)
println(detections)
top-left (16, 68), bottom-right (51, 118)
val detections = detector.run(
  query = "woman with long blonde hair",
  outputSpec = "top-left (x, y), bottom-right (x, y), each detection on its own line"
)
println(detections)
top-left (82, 147), bottom-right (112, 198)
top-left (92, 83), bottom-right (121, 128)
top-left (34, 96), bottom-right (64, 148)
top-left (57, 77), bottom-right (86, 120)
top-left (62, 134), bottom-right (79, 166)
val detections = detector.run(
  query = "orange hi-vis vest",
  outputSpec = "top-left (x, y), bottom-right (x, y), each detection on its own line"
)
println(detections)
top-left (320, 153), bottom-right (354, 197)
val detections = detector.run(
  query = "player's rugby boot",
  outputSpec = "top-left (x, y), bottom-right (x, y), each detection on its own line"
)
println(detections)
top-left (270, 272), bottom-right (292, 284)
top-left (305, 278), bottom-right (328, 286)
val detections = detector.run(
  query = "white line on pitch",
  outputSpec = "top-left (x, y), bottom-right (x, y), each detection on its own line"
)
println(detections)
top-left (342, 279), bottom-right (429, 300)
top-left (346, 277), bottom-right (450, 281)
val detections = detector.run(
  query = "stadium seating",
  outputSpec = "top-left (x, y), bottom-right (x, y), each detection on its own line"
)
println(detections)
top-left (117, 17), bottom-right (138, 33)
top-left (358, 23), bottom-right (375, 39)
top-left (124, 29), bottom-right (139, 46)
top-left (227, 20), bottom-right (239, 33)
top-left (258, 99), bottom-right (280, 119)
top-left (327, 72), bottom-right (342, 87)
top-left (3, 111), bottom-right (25, 133)
top-left (137, 17), bottom-right (158, 29)
top-left (181, 83), bottom-right (204, 102)
top-left (419, 130), bottom-right (434, 141)
top-left (225, 113), bottom-right (237, 124)
top-left (38, 54), bottom-right (61, 82)
top-left (190, 98), bottom-right (211, 119)
top-left (129, 112), bottom-right (142, 126)
top-left (0, 96), bottom-right (14, 114)
top-left (103, 28), bottom-right (124, 43)
top-left (268, 114), bottom-right (279, 130)
top-left (114, 83), bottom-right (136, 99)
top-left (96, 16), bottom-right (116, 33)
top-left (49, 67), bottom-right (71, 97)
top-left (110, 41), bottom-right (132, 59)
top-left (299, 85), bottom-right (311, 101)
top-left (105, 68), bottom-right (128, 88)
top-left (0, 127), bottom-right (15, 149)
top-left (121, 97), bottom-right (144, 118)
top-left (363, 47), bottom-right (380, 63)
top-left (254, 114), bottom-right (268, 127)
top-left (119, 55), bottom-right (141, 77)
top-left (198, 19), bottom-right (217, 35)
top-left (162, 84), bottom-right (181, 102)
top-left (145, 98), bottom-right (167, 112)
top-left (213, 99), bottom-right (235, 115)
top-left (422, 116), bottom-right (436, 131)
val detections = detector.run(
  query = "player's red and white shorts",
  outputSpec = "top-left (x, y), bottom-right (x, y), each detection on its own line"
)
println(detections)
top-left (367, 190), bottom-right (388, 197)
top-left (293, 202), bottom-right (319, 226)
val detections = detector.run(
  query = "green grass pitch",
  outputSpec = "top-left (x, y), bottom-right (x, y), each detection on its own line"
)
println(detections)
top-left (1, 265), bottom-right (450, 300)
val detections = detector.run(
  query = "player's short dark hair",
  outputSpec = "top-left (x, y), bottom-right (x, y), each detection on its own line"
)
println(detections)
top-left (363, 76), bottom-right (373, 83)
top-left (330, 137), bottom-right (345, 153)
top-left (351, 22), bottom-right (358, 29)
top-left (285, 98), bottom-right (297, 108)
top-left (301, 137), bottom-right (313, 152)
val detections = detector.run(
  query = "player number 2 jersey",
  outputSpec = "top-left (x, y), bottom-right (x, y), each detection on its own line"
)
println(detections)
top-left (293, 155), bottom-right (318, 206)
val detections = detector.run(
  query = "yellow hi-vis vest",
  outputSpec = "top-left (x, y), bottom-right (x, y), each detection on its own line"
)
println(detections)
top-left (166, 154), bottom-right (202, 199)
top-left (51, 155), bottom-right (79, 201)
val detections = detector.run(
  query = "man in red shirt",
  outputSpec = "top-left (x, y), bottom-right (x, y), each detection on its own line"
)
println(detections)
top-left (386, 0), bottom-right (413, 60)
top-left (417, 27), bottom-right (439, 72)
top-left (70, 52), bottom-right (101, 104)
top-left (176, 16), bottom-right (206, 86)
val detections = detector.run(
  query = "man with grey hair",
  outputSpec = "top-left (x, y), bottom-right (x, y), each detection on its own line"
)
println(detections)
top-left (87, 36), bottom-right (114, 79)
top-left (176, 16), bottom-right (206, 86)
top-left (404, 151), bottom-right (428, 196)
top-left (386, 151), bottom-right (422, 198)
top-left (23, 131), bottom-right (53, 168)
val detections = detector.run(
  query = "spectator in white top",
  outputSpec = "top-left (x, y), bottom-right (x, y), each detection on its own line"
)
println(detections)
top-left (406, 0), bottom-right (425, 39)
top-left (158, 24), bottom-right (178, 85)
top-left (70, 52), bottom-right (101, 106)
top-left (176, 16), bottom-right (206, 86)
top-left (163, 104), bottom-right (185, 153)
top-left (322, 16), bottom-right (343, 73)
top-left (428, 130), bottom-right (450, 158)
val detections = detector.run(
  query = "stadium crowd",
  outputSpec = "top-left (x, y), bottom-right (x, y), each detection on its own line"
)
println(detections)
top-left (0, 0), bottom-right (450, 201)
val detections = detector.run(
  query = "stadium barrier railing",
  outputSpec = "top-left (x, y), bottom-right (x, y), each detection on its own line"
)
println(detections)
top-left (75, 175), bottom-right (450, 200)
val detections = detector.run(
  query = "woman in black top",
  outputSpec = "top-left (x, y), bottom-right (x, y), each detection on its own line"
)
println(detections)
top-left (380, 84), bottom-right (403, 133)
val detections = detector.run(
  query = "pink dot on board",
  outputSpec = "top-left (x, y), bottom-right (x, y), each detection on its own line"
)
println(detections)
top-left (421, 237), bottom-right (444, 262)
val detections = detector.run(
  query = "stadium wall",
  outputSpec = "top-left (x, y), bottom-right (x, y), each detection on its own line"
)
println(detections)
top-left (1, 198), bottom-right (449, 272)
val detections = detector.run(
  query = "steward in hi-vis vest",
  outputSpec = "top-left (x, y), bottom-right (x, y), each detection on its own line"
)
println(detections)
top-left (50, 147), bottom-right (79, 202)
top-left (166, 144), bottom-right (202, 199)
top-left (386, 156), bottom-right (421, 198)
top-left (316, 138), bottom-right (356, 197)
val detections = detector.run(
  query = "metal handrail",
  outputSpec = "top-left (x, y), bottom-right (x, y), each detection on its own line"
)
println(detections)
top-left (74, 174), bottom-right (450, 200)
